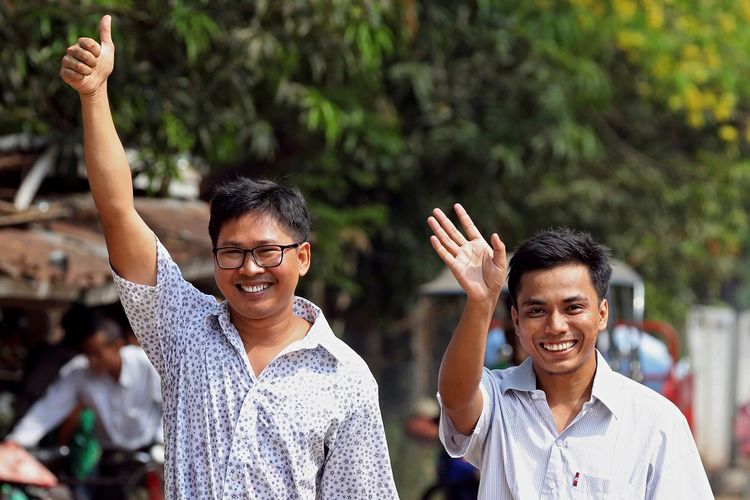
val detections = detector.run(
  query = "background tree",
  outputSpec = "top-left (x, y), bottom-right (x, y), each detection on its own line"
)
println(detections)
top-left (6, 0), bottom-right (750, 496)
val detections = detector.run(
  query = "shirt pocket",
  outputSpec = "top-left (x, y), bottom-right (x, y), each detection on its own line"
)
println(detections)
top-left (572, 475), bottom-right (638, 499)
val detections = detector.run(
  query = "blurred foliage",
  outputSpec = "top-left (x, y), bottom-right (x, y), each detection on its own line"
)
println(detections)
top-left (3, 0), bottom-right (750, 342)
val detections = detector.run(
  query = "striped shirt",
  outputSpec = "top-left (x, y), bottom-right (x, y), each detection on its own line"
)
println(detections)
top-left (439, 351), bottom-right (713, 499)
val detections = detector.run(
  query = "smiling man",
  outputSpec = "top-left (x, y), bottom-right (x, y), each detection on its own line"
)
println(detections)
top-left (59, 15), bottom-right (397, 499)
top-left (427, 204), bottom-right (713, 499)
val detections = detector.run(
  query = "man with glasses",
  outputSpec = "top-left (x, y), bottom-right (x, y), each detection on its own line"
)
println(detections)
top-left (59, 15), bottom-right (398, 499)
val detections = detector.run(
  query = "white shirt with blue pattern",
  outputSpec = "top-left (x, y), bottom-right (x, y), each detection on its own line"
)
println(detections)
top-left (113, 239), bottom-right (398, 499)
top-left (439, 351), bottom-right (714, 499)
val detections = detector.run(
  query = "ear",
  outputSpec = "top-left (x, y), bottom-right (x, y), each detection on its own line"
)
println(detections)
top-left (597, 298), bottom-right (609, 331)
top-left (297, 241), bottom-right (311, 276)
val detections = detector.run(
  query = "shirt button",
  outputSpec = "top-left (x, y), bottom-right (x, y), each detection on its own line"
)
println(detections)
top-left (549, 480), bottom-right (557, 489)
top-left (555, 439), bottom-right (562, 447)
top-left (532, 393), bottom-right (541, 400)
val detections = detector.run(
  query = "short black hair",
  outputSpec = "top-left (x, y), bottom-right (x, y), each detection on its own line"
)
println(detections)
top-left (208, 177), bottom-right (311, 247)
top-left (60, 304), bottom-right (123, 349)
top-left (507, 228), bottom-right (612, 307)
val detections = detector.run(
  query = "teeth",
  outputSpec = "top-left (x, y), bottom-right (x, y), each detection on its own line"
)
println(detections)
top-left (542, 340), bottom-right (575, 352)
top-left (239, 283), bottom-right (270, 293)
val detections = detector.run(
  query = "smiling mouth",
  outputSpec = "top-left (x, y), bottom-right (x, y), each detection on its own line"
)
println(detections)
top-left (541, 340), bottom-right (577, 352)
top-left (237, 283), bottom-right (271, 293)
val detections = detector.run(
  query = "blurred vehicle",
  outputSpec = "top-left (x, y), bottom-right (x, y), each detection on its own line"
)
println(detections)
top-left (0, 441), bottom-right (163, 500)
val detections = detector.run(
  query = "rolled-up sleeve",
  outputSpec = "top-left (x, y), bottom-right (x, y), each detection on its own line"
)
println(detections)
top-left (438, 371), bottom-right (494, 468)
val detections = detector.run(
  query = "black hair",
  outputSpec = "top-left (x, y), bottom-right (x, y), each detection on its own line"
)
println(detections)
top-left (507, 227), bottom-right (612, 307)
top-left (208, 177), bottom-right (311, 247)
top-left (60, 304), bottom-right (123, 349)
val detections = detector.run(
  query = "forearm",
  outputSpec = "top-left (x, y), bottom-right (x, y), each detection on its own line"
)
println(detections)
top-left (80, 85), bottom-right (156, 283)
top-left (438, 298), bottom-right (495, 411)
top-left (80, 84), bottom-right (134, 220)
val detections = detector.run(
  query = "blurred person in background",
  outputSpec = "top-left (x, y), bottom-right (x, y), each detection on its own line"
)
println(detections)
top-left (427, 204), bottom-right (712, 499)
top-left (3, 309), bottom-right (163, 499)
top-left (13, 303), bottom-right (90, 421)
top-left (58, 15), bottom-right (397, 499)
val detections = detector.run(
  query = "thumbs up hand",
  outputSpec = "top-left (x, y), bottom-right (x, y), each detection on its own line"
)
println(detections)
top-left (60, 15), bottom-right (115, 97)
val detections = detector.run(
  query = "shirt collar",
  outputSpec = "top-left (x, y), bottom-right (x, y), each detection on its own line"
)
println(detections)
top-left (205, 296), bottom-right (349, 364)
top-left (499, 356), bottom-right (537, 394)
top-left (590, 350), bottom-right (623, 419)
top-left (500, 349), bottom-right (623, 419)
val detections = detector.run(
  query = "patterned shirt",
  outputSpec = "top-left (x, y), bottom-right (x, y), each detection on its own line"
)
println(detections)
top-left (113, 240), bottom-right (398, 499)
top-left (8, 346), bottom-right (163, 450)
top-left (439, 351), bottom-right (713, 499)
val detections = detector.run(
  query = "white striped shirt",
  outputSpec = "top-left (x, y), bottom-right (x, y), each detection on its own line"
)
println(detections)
top-left (439, 351), bottom-right (713, 499)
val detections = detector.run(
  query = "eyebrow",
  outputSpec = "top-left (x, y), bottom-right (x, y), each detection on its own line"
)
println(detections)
top-left (521, 295), bottom-right (590, 307)
top-left (217, 239), bottom-right (279, 247)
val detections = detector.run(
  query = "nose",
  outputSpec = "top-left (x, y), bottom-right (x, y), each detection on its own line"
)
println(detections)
top-left (546, 309), bottom-right (569, 335)
top-left (238, 253), bottom-right (264, 275)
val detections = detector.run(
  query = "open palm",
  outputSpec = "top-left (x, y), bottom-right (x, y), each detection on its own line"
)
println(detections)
top-left (427, 204), bottom-right (506, 303)
top-left (59, 15), bottom-right (115, 96)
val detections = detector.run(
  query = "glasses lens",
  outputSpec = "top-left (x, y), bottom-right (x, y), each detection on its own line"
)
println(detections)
top-left (253, 246), bottom-right (283, 267)
top-left (216, 248), bottom-right (245, 269)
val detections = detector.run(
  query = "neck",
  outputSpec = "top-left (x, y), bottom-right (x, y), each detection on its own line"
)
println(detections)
top-left (535, 354), bottom-right (597, 408)
top-left (229, 306), bottom-right (310, 349)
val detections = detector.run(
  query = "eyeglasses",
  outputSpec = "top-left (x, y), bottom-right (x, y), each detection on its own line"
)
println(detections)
top-left (213, 242), bottom-right (303, 269)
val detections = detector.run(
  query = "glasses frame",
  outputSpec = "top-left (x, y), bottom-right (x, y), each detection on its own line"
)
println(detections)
top-left (212, 242), bottom-right (303, 270)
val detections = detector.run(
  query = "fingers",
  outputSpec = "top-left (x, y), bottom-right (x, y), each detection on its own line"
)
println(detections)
top-left (99, 14), bottom-right (113, 44)
top-left (67, 44), bottom-right (98, 67)
top-left (59, 67), bottom-right (85, 82)
top-left (427, 210), bottom-right (462, 257)
top-left (61, 54), bottom-right (94, 77)
top-left (453, 203), bottom-right (483, 241)
top-left (429, 235), bottom-right (456, 268)
top-left (78, 37), bottom-right (101, 58)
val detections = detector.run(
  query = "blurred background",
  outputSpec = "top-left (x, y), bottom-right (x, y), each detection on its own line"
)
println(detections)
top-left (2, 0), bottom-right (750, 498)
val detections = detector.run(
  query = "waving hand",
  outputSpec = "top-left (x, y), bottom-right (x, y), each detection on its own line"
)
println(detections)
top-left (427, 204), bottom-right (507, 304)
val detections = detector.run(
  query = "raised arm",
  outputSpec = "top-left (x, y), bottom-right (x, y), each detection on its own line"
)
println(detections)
top-left (60, 15), bottom-right (156, 285)
top-left (427, 203), bottom-right (506, 435)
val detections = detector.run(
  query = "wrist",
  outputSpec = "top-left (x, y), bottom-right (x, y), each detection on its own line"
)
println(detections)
top-left (79, 82), bottom-right (108, 103)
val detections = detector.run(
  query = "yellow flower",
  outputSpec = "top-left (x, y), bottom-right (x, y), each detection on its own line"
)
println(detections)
top-left (614, 0), bottom-right (637, 20)
top-left (719, 125), bottom-right (738, 142)
top-left (646, 5), bottom-right (664, 29)
top-left (718, 13), bottom-right (736, 33)
top-left (688, 111), bottom-right (705, 128)
top-left (684, 85), bottom-right (704, 113)
top-left (682, 44), bottom-right (701, 60)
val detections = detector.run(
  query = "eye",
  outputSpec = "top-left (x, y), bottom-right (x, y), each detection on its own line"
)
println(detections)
top-left (219, 249), bottom-right (244, 257)
top-left (254, 247), bottom-right (278, 258)
top-left (526, 307), bottom-right (545, 317)
top-left (567, 304), bottom-right (585, 314)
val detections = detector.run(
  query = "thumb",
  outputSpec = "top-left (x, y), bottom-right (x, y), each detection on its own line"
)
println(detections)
top-left (99, 14), bottom-right (113, 44)
top-left (489, 233), bottom-right (507, 270)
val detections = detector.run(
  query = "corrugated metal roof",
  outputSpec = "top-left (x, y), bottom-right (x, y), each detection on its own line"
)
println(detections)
top-left (0, 194), bottom-right (213, 305)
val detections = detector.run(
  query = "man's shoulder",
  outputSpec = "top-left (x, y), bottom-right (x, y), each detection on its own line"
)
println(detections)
top-left (608, 370), bottom-right (687, 423)
top-left (321, 335), bottom-right (376, 383)
top-left (59, 353), bottom-right (89, 377)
